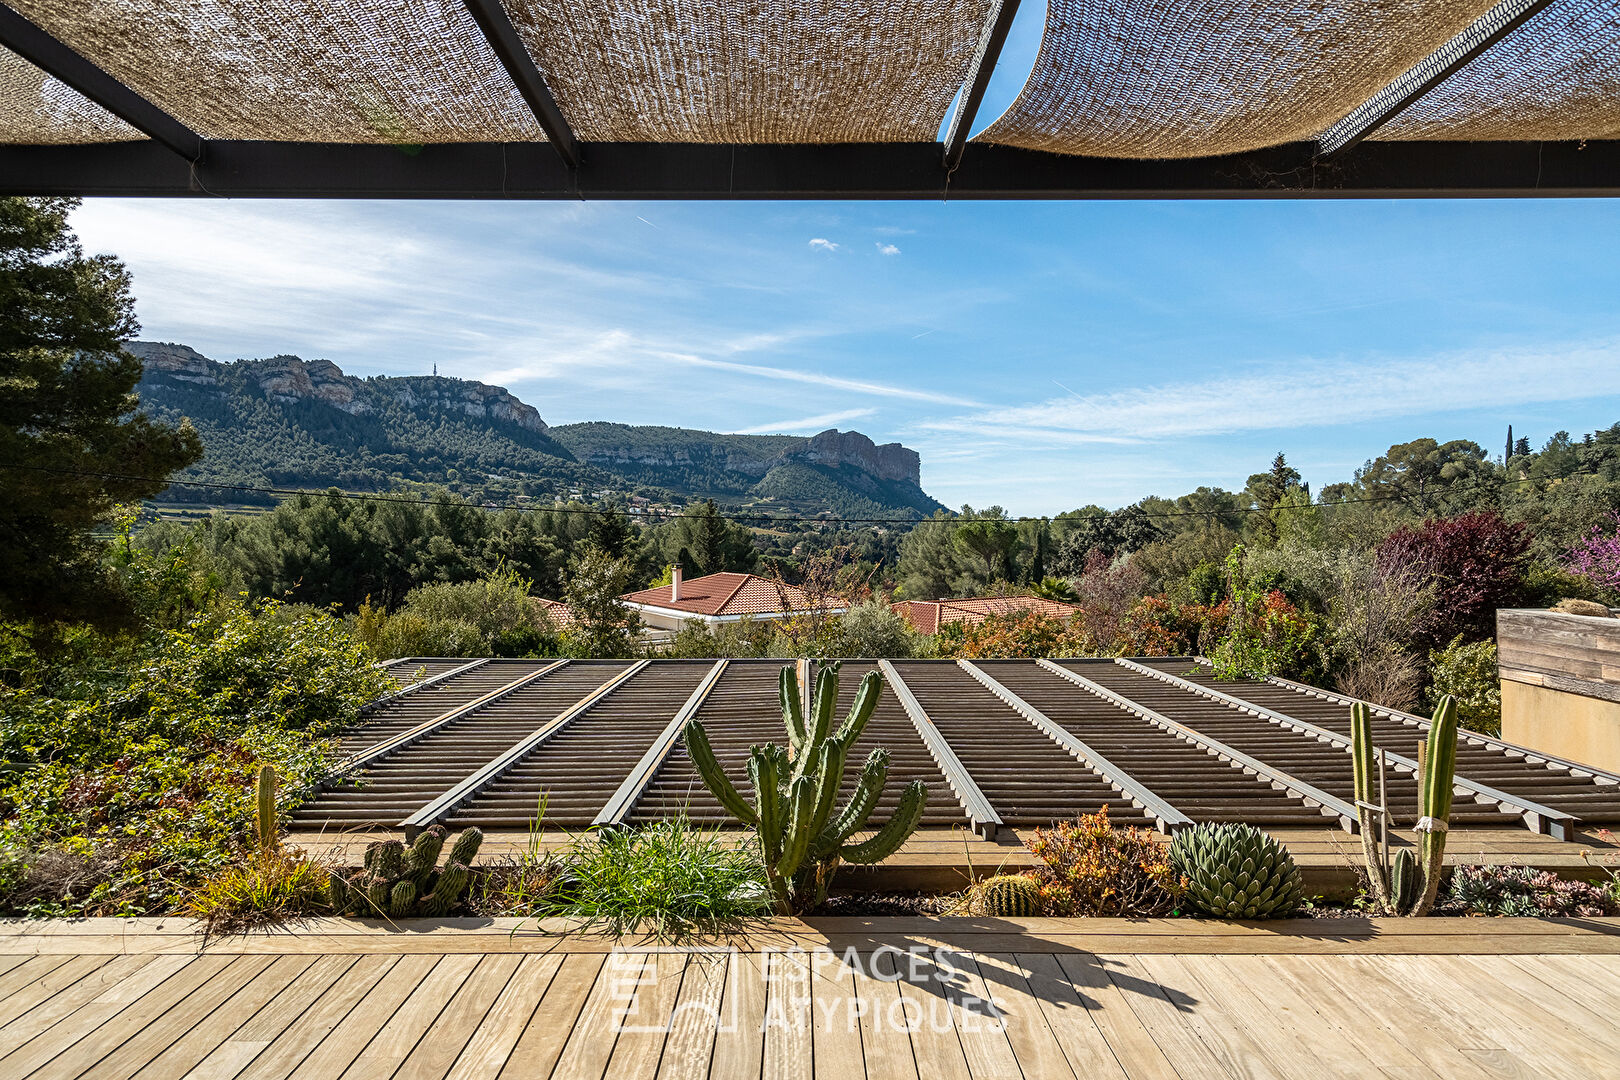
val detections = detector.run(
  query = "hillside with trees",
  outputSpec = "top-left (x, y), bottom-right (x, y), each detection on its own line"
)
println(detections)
top-left (131, 343), bottom-right (944, 519)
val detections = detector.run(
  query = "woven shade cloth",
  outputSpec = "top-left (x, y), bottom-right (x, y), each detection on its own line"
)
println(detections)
top-left (0, 48), bottom-right (143, 142)
top-left (1375, 0), bottom-right (1620, 139)
top-left (977, 0), bottom-right (1498, 158)
top-left (7, 0), bottom-right (546, 142)
top-left (502, 0), bottom-right (993, 142)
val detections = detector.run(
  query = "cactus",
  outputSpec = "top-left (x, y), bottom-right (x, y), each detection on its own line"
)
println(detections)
top-left (255, 765), bottom-right (278, 853)
top-left (329, 828), bottom-right (483, 918)
top-left (978, 875), bottom-right (1042, 917)
top-left (685, 661), bottom-right (927, 914)
top-left (1350, 696), bottom-right (1459, 915)
top-left (1169, 823), bottom-right (1304, 919)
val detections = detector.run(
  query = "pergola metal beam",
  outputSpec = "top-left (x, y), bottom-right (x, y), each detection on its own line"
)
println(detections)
top-left (942, 0), bottom-right (1021, 172)
top-left (460, 0), bottom-right (580, 169)
top-left (0, 2), bottom-right (204, 162)
top-left (4, 139), bottom-right (1620, 199)
top-left (1317, 0), bottom-right (1555, 157)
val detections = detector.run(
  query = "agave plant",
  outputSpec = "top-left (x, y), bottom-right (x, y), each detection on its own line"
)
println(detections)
top-left (1169, 822), bottom-right (1303, 919)
top-left (684, 662), bottom-right (926, 914)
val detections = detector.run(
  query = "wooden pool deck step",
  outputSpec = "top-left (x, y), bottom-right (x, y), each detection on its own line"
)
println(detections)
top-left (2, 918), bottom-right (1618, 1080)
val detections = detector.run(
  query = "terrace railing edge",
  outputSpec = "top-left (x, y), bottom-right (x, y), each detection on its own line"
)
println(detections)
top-left (878, 660), bottom-right (1004, 840)
top-left (591, 658), bottom-right (729, 827)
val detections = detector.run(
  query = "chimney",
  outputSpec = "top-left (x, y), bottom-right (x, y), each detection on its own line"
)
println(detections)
top-left (671, 565), bottom-right (682, 602)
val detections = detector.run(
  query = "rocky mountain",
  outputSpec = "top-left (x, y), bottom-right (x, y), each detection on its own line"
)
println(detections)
top-left (131, 343), bottom-right (944, 519)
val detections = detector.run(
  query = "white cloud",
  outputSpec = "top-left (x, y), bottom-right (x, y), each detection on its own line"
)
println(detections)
top-left (732, 408), bottom-right (878, 435)
top-left (876, 243), bottom-right (901, 256)
top-left (656, 350), bottom-right (981, 406)
top-left (927, 339), bottom-right (1620, 444)
top-left (808, 237), bottom-right (839, 252)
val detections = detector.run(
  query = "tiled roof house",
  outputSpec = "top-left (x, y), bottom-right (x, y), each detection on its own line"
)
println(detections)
top-left (891, 595), bottom-right (1079, 635)
top-left (621, 569), bottom-right (846, 630)
top-left (534, 597), bottom-right (574, 627)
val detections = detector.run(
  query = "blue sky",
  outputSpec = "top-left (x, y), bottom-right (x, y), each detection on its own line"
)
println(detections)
top-left (65, 15), bottom-right (1620, 514)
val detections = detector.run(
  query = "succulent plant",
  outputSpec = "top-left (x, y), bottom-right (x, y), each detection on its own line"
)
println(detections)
top-left (1169, 822), bottom-right (1303, 919)
top-left (976, 874), bottom-right (1042, 917)
top-left (685, 661), bottom-right (926, 914)
top-left (328, 825), bottom-right (483, 918)
top-left (1351, 696), bottom-right (1458, 915)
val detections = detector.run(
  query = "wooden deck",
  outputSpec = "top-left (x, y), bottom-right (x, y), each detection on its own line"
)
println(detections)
top-left (291, 824), bottom-right (1620, 898)
top-left (3, 917), bottom-right (1619, 1079)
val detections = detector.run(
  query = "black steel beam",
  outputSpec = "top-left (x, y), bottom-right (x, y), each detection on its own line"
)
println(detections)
top-left (2, 138), bottom-right (1619, 199)
top-left (1318, 0), bottom-right (1555, 157)
top-left (0, 3), bottom-right (203, 162)
top-left (943, 0), bottom-right (1022, 172)
top-left (460, 0), bottom-right (580, 169)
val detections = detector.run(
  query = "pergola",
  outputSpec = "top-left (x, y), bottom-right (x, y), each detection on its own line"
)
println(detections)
top-left (1, 0), bottom-right (1617, 198)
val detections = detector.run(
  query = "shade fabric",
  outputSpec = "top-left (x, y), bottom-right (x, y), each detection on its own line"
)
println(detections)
top-left (1375, 0), bottom-right (1620, 140)
top-left (0, 48), bottom-right (143, 142)
top-left (977, 0), bottom-right (1499, 158)
top-left (502, 0), bottom-right (994, 142)
top-left (7, 0), bottom-right (547, 142)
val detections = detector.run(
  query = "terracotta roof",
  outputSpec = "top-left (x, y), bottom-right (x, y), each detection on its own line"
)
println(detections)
top-left (621, 571), bottom-right (841, 618)
top-left (891, 595), bottom-right (1079, 635)
top-left (534, 597), bottom-right (574, 627)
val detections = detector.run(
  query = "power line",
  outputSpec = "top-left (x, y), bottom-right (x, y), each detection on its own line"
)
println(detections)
top-left (0, 460), bottom-right (1609, 528)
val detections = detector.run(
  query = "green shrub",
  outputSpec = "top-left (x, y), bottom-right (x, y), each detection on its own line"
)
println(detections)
top-left (1427, 636), bottom-right (1501, 736)
top-left (357, 570), bottom-right (562, 659)
top-left (0, 598), bottom-right (390, 915)
top-left (834, 599), bottom-right (923, 658)
top-left (538, 818), bottom-right (771, 938)
top-left (1024, 806), bottom-right (1184, 917)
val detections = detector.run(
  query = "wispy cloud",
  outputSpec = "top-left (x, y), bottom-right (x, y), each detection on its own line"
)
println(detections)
top-left (928, 340), bottom-right (1620, 443)
top-left (732, 407), bottom-right (878, 435)
top-left (876, 243), bottom-right (901, 256)
top-left (657, 351), bottom-right (982, 406)
top-left (808, 237), bottom-right (839, 252)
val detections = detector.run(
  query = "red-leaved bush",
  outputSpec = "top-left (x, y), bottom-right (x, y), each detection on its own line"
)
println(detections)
top-left (1376, 510), bottom-right (1529, 649)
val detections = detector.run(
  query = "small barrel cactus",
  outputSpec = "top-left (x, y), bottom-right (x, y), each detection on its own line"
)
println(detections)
top-left (977, 874), bottom-right (1042, 917)
top-left (1169, 823), bottom-right (1304, 919)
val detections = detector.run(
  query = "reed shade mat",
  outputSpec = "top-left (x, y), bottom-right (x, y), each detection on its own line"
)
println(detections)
top-left (1146, 659), bottom-right (1620, 822)
top-left (5, 0), bottom-right (547, 141)
top-left (1375, 0), bottom-right (1620, 140)
top-left (0, 48), bottom-right (142, 142)
top-left (976, 0), bottom-right (1498, 158)
top-left (331, 659), bottom-right (555, 757)
top-left (500, 0), bottom-right (994, 141)
top-left (378, 658), bottom-right (487, 686)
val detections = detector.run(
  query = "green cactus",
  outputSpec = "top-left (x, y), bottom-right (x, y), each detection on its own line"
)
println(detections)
top-left (405, 826), bottom-right (446, 885)
top-left (447, 826), bottom-right (484, 868)
top-left (255, 765), bottom-right (278, 853)
top-left (388, 880), bottom-right (418, 919)
top-left (365, 879), bottom-right (391, 914)
top-left (978, 875), bottom-right (1042, 917)
top-left (1169, 823), bottom-right (1304, 919)
top-left (422, 862), bottom-right (471, 916)
top-left (1350, 696), bottom-right (1459, 915)
top-left (326, 868), bottom-right (353, 912)
top-left (684, 661), bottom-right (926, 914)
top-left (370, 839), bottom-right (405, 881)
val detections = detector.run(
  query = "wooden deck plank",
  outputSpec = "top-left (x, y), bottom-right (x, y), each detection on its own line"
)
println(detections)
top-left (607, 952), bottom-right (688, 1080)
top-left (78, 955), bottom-right (280, 1080)
top-left (707, 950), bottom-right (767, 1080)
top-left (8, 954), bottom-right (233, 1080)
top-left (849, 961), bottom-right (918, 1080)
top-left (808, 950), bottom-right (864, 1080)
top-left (444, 955), bottom-right (563, 1080)
top-left (0, 954), bottom-right (78, 1003)
top-left (0, 956), bottom-right (167, 1061)
top-left (235, 955), bottom-right (403, 1080)
top-left (496, 954), bottom-right (605, 1080)
top-left (282, 956), bottom-right (439, 1080)
top-left (947, 954), bottom-right (1028, 1080)
top-left (979, 953), bottom-right (1118, 1080)
top-left (1244, 955), bottom-right (1431, 1073)
top-left (895, 953), bottom-right (971, 1080)
top-left (335, 956), bottom-right (481, 1080)
top-left (1138, 952), bottom-right (1297, 1080)
top-left (181, 955), bottom-right (358, 1080)
top-left (0, 955), bottom-right (193, 1073)
top-left (1050, 953), bottom-right (1177, 1080)
top-left (0, 955), bottom-right (110, 1031)
top-left (657, 951), bottom-right (726, 1080)
top-left (1464, 953), bottom-right (1620, 1042)
top-left (1176, 955), bottom-right (1364, 1080)
top-left (1097, 954), bottom-right (1232, 1080)
top-left (394, 954), bottom-right (524, 1080)
top-left (763, 949), bottom-right (813, 1080)
top-left (132, 956), bottom-right (319, 1080)
top-left (550, 951), bottom-right (641, 1080)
